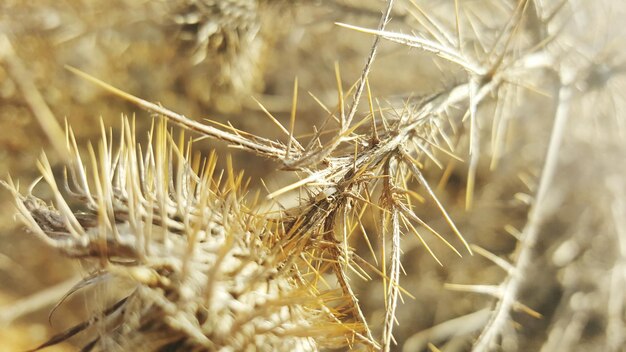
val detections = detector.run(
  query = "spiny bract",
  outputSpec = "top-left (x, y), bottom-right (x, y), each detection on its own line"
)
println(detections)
top-left (3, 118), bottom-right (356, 351)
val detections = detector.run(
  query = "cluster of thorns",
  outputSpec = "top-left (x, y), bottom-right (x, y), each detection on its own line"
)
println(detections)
top-left (3, 0), bottom-right (578, 350)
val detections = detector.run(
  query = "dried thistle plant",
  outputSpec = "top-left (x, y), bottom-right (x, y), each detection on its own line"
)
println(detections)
top-left (3, 117), bottom-right (356, 351)
top-left (2, 0), bottom-right (626, 351)
top-left (15, 51), bottom-right (476, 349)
top-left (167, 0), bottom-right (284, 112)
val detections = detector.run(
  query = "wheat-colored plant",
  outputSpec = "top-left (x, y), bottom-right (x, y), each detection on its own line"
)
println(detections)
top-left (3, 117), bottom-right (359, 351)
top-left (1, 0), bottom-right (625, 351)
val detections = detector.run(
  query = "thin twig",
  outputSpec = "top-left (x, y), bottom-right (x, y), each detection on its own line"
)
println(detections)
top-left (65, 66), bottom-right (290, 160)
top-left (343, 0), bottom-right (396, 130)
top-left (472, 83), bottom-right (572, 352)
top-left (383, 207), bottom-right (401, 351)
top-left (336, 23), bottom-right (485, 76)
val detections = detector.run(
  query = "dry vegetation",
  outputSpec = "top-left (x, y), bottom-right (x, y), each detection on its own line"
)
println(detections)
top-left (1, 0), bottom-right (625, 351)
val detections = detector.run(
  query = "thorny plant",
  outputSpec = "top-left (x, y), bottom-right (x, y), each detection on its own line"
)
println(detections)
top-left (2, 0), bottom-right (625, 351)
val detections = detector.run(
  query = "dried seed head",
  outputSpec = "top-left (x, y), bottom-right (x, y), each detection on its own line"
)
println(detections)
top-left (173, 0), bottom-right (259, 61)
top-left (3, 117), bottom-right (354, 351)
top-left (169, 0), bottom-right (280, 112)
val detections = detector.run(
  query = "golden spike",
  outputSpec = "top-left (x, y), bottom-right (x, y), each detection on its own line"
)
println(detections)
top-left (287, 77), bottom-right (300, 158)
